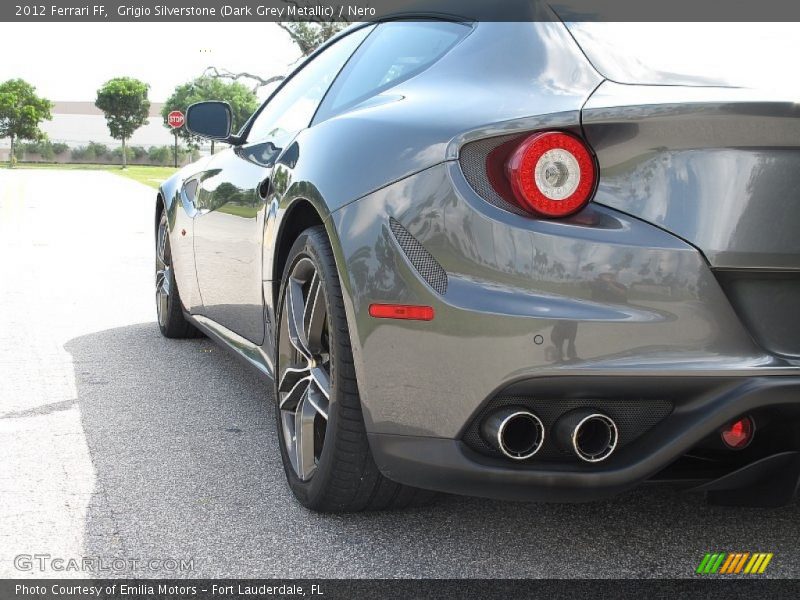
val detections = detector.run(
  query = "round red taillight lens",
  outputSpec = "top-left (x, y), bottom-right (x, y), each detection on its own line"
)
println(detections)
top-left (505, 131), bottom-right (596, 218)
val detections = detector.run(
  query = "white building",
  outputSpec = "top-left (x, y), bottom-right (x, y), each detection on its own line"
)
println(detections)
top-left (0, 101), bottom-right (213, 161)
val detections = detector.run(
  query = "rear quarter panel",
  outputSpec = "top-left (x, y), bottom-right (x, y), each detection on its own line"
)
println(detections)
top-left (268, 21), bottom-right (602, 214)
top-left (264, 20), bottom-right (602, 312)
top-left (583, 82), bottom-right (800, 269)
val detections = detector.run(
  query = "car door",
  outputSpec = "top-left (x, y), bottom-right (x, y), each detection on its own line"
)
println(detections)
top-left (192, 25), bottom-right (373, 344)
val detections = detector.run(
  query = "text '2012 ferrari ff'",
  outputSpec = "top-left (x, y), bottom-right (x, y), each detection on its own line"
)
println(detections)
top-left (155, 13), bottom-right (800, 511)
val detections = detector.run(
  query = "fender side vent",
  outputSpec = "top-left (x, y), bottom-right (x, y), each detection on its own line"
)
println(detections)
top-left (389, 218), bottom-right (448, 295)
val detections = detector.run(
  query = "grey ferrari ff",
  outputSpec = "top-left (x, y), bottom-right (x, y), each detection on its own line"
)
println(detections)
top-left (155, 14), bottom-right (800, 511)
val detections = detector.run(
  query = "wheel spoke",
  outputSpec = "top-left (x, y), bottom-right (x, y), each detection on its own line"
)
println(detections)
top-left (294, 391), bottom-right (317, 480)
top-left (157, 223), bottom-right (168, 265)
top-left (310, 366), bottom-right (330, 400)
top-left (156, 267), bottom-right (170, 296)
top-left (281, 410), bottom-right (298, 475)
top-left (307, 383), bottom-right (329, 420)
top-left (304, 274), bottom-right (326, 353)
top-left (280, 375), bottom-right (310, 411)
top-left (287, 278), bottom-right (312, 360)
top-left (278, 365), bottom-right (309, 393)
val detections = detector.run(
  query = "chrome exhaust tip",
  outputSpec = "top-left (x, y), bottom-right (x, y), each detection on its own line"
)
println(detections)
top-left (555, 410), bottom-right (619, 463)
top-left (481, 408), bottom-right (545, 460)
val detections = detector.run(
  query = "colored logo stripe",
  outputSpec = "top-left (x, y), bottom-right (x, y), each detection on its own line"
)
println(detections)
top-left (719, 553), bottom-right (736, 574)
top-left (707, 554), bottom-right (723, 574)
top-left (732, 553), bottom-right (750, 574)
top-left (697, 553), bottom-right (773, 575)
top-left (744, 553), bottom-right (774, 574)
top-left (697, 553), bottom-right (727, 574)
top-left (696, 553), bottom-right (713, 574)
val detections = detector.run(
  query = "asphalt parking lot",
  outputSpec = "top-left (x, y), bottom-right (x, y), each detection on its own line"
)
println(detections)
top-left (1, 168), bottom-right (799, 579)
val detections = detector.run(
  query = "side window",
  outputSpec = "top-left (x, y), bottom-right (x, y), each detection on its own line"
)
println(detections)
top-left (314, 21), bottom-right (470, 123)
top-left (245, 26), bottom-right (372, 149)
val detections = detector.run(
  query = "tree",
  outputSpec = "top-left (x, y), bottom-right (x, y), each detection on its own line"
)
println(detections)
top-left (162, 77), bottom-right (259, 151)
top-left (0, 79), bottom-right (52, 168)
top-left (203, 67), bottom-right (285, 95)
top-left (277, 21), bottom-right (348, 57)
top-left (95, 77), bottom-right (150, 168)
top-left (204, 20), bottom-right (348, 91)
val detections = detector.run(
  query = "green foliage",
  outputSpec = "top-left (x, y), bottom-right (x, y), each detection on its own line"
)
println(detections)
top-left (147, 145), bottom-right (171, 165)
top-left (162, 76), bottom-right (258, 145)
top-left (14, 140), bottom-right (70, 161)
top-left (38, 143), bottom-right (54, 160)
top-left (110, 146), bottom-right (133, 162)
top-left (129, 145), bottom-right (148, 160)
top-left (71, 141), bottom-right (110, 162)
top-left (67, 142), bottom-right (194, 166)
top-left (109, 145), bottom-right (157, 163)
top-left (146, 145), bottom-right (193, 165)
top-left (0, 78), bottom-right (53, 166)
top-left (95, 77), bottom-right (150, 142)
top-left (90, 142), bottom-right (109, 157)
top-left (70, 145), bottom-right (94, 161)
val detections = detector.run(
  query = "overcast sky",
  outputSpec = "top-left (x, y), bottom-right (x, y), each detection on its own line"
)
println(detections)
top-left (0, 22), bottom-right (301, 102)
top-left (2, 22), bottom-right (799, 105)
top-left (566, 23), bottom-right (800, 93)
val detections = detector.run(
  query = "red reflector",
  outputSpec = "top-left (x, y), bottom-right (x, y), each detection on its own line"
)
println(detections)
top-left (721, 416), bottom-right (755, 449)
top-left (369, 304), bottom-right (434, 321)
top-left (505, 131), bottom-right (596, 218)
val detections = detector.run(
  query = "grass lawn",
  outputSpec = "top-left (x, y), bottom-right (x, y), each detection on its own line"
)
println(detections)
top-left (1, 163), bottom-right (179, 189)
top-left (219, 204), bottom-right (260, 218)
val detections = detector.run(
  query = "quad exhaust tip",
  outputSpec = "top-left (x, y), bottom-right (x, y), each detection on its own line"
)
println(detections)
top-left (555, 409), bottom-right (619, 463)
top-left (481, 408), bottom-right (545, 460)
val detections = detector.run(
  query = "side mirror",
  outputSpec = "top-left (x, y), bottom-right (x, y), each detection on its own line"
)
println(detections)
top-left (185, 101), bottom-right (233, 141)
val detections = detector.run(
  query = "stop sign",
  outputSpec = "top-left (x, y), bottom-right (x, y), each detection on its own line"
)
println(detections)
top-left (167, 110), bottom-right (185, 129)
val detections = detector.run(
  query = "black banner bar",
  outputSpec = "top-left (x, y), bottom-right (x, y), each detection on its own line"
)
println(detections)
top-left (2, 579), bottom-right (800, 600)
top-left (4, 0), bottom-right (800, 22)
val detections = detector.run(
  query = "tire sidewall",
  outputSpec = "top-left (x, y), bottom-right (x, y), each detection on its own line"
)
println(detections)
top-left (156, 211), bottom-right (174, 336)
top-left (274, 229), bottom-right (349, 508)
top-left (156, 208), bottom-right (195, 338)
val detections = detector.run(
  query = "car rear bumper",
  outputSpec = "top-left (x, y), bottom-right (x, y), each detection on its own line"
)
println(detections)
top-left (329, 159), bottom-right (800, 502)
top-left (368, 376), bottom-right (800, 502)
top-left (331, 161), bottom-right (800, 440)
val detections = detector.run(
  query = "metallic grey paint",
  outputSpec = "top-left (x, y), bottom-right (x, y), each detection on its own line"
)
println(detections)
top-left (331, 162), bottom-right (796, 439)
top-left (583, 82), bottom-right (800, 270)
top-left (192, 148), bottom-right (269, 344)
top-left (156, 20), bottom-right (800, 502)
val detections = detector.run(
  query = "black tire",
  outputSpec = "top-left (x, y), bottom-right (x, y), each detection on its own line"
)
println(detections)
top-left (275, 225), bottom-right (436, 512)
top-left (156, 208), bottom-right (201, 339)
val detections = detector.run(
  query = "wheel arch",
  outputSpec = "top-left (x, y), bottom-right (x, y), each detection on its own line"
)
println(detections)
top-left (271, 198), bottom-right (328, 309)
top-left (155, 193), bottom-right (165, 232)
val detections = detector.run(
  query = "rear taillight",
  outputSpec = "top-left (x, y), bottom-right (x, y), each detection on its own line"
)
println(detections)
top-left (487, 131), bottom-right (597, 218)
